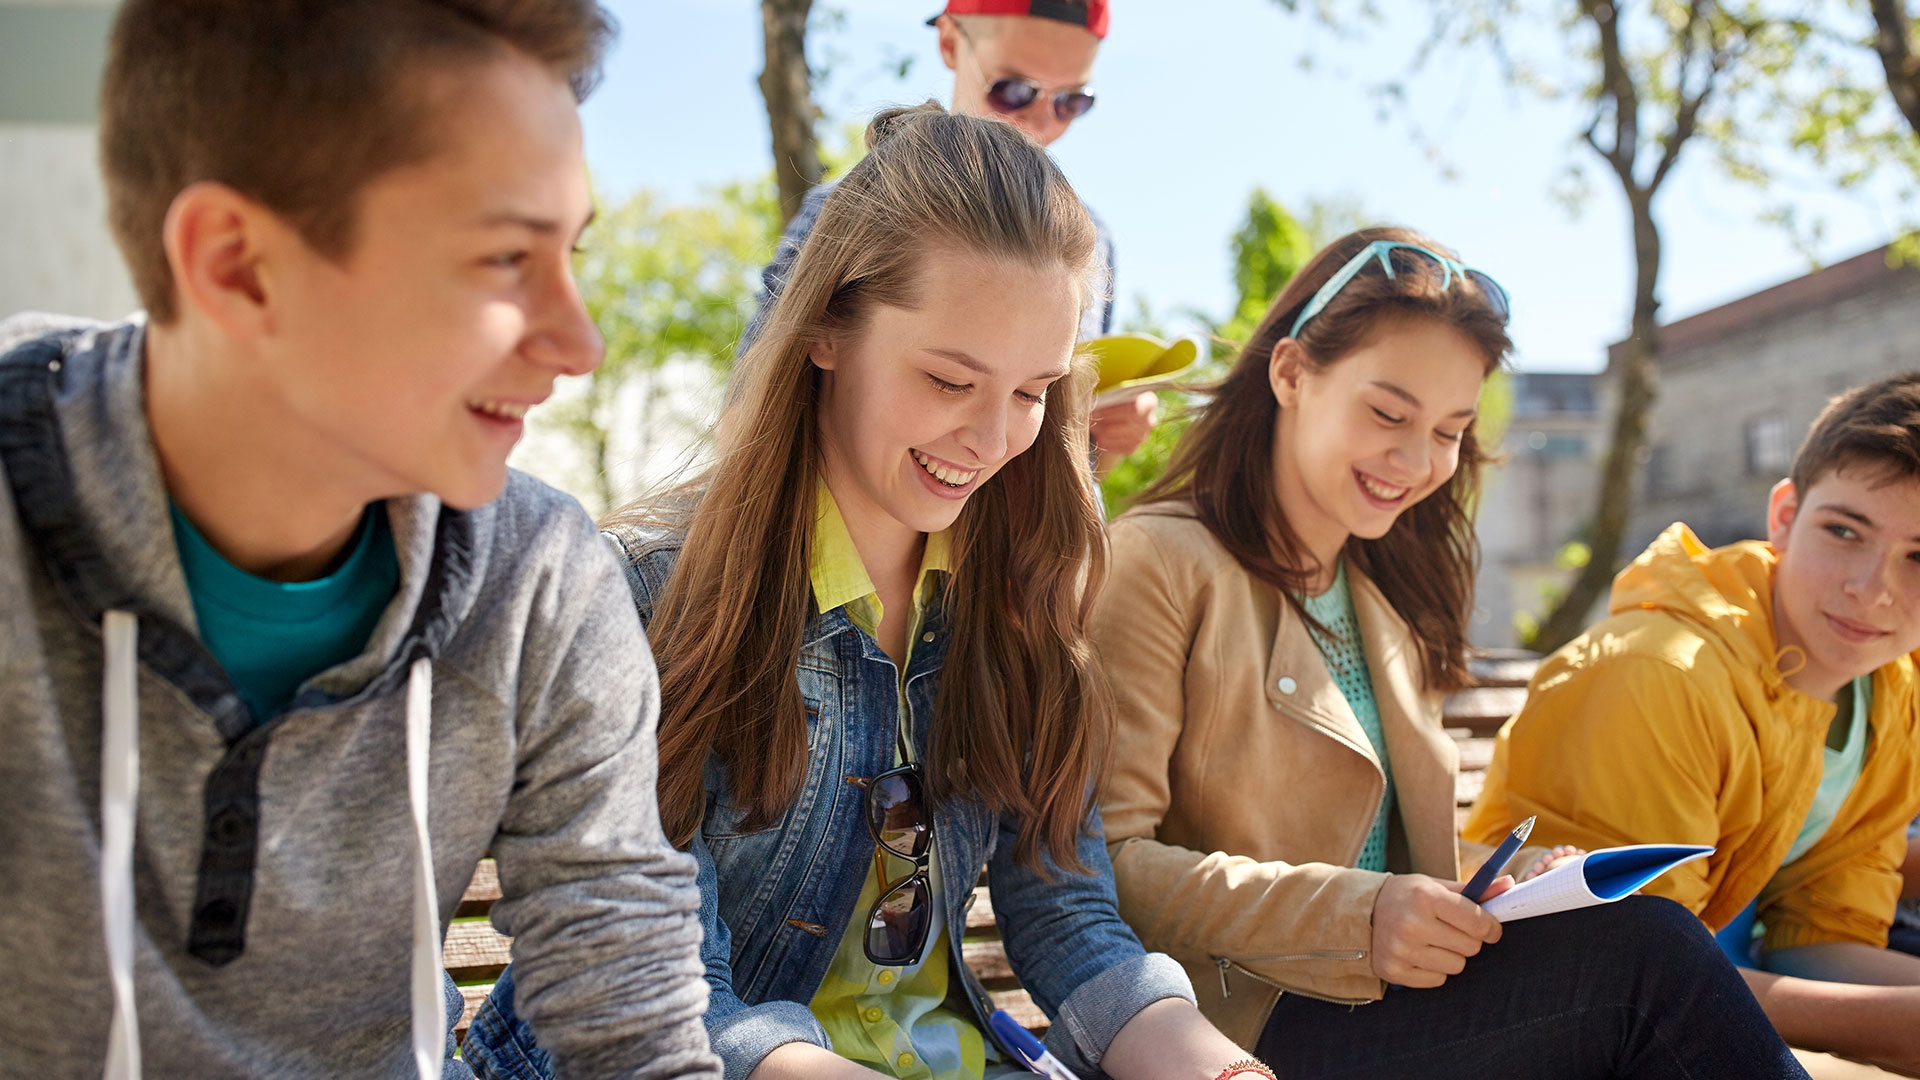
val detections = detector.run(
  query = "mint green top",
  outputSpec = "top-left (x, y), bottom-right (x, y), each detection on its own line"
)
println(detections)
top-left (1781, 674), bottom-right (1873, 867)
top-left (170, 502), bottom-right (400, 722)
top-left (1300, 561), bottom-right (1394, 872)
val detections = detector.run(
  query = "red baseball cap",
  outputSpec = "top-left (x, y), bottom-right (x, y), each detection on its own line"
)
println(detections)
top-left (926, 0), bottom-right (1109, 40)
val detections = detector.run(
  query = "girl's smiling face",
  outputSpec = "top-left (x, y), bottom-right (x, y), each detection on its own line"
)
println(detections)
top-left (811, 247), bottom-right (1081, 545)
top-left (1269, 314), bottom-right (1490, 568)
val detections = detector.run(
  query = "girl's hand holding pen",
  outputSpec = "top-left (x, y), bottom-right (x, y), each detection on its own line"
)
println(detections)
top-left (1369, 873), bottom-right (1508, 988)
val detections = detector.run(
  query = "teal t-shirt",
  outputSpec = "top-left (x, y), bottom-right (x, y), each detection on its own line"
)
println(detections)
top-left (1781, 673), bottom-right (1873, 866)
top-left (170, 502), bottom-right (400, 722)
top-left (1300, 561), bottom-right (1395, 872)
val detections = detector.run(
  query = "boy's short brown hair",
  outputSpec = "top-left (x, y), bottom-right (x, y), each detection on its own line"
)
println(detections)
top-left (1790, 372), bottom-right (1920, 494)
top-left (102, 0), bottom-right (614, 324)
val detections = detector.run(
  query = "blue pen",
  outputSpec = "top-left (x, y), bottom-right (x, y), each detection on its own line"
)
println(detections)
top-left (990, 1009), bottom-right (1086, 1080)
top-left (1462, 815), bottom-right (1535, 903)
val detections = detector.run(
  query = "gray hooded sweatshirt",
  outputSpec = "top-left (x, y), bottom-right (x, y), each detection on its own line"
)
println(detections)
top-left (0, 316), bottom-right (720, 1079)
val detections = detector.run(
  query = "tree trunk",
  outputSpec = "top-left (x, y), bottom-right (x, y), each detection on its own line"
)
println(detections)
top-left (587, 375), bottom-right (616, 514)
top-left (1870, 0), bottom-right (1920, 135)
top-left (759, 0), bottom-right (822, 225)
top-left (1531, 187), bottom-right (1663, 652)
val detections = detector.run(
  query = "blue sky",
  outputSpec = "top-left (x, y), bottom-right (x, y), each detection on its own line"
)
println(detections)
top-left (580, 0), bottom-right (1903, 373)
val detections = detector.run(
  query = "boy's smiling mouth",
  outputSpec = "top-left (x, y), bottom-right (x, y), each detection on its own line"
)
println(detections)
top-left (469, 398), bottom-right (533, 420)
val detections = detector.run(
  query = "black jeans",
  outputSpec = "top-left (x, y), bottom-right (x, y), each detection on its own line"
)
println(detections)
top-left (1891, 923), bottom-right (1920, 958)
top-left (1255, 896), bottom-right (1807, 1080)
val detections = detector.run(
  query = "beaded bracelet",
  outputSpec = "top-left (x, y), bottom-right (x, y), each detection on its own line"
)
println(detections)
top-left (1211, 1058), bottom-right (1277, 1080)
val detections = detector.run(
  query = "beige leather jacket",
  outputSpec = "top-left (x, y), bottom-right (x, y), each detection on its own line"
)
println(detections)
top-left (1092, 507), bottom-right (1464, 1048)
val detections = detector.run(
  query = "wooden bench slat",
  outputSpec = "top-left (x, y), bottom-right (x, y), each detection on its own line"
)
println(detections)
top-left (987, 988), bottom-right (1049, 1035)
top-left (445, 920), bottom-right (513, 984)
top-left (965, 886), bottom-right (996, 935)
top-left (1466, 654), bottom-right (1541, 689)
top-left (1453, 767), bottom-right (1487, 809)
top-left (454, 982), bottom-right (492, 1047)
top-left (458, 860), bottom-right (501, 919)
top-left (1442, 686), bottom-right (1528, 735)
top-left (1455, 735), bottom-right (1495, 773)
top-left (963, 938), bottom-right (1018, 989)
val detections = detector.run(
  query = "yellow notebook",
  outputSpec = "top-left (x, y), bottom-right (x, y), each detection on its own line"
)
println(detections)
top-left (1084, 333), bottom-right (1200, 409)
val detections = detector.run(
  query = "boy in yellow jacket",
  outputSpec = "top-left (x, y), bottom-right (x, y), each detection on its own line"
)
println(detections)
top-left (1467, 373), bottom-right (1920, 1073)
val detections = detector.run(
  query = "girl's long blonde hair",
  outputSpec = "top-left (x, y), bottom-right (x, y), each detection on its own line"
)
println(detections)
top-left (604, 102), bottom-right (1109, 871)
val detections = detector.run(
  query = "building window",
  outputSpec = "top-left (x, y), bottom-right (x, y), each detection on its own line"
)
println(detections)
top-left (1746, 414), bottom-right (1793, 477)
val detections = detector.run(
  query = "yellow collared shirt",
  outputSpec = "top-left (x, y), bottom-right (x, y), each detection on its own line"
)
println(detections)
top-left (807, 484), bottom-right (987, 1080)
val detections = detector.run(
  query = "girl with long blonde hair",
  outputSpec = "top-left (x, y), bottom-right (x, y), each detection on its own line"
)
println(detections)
top-left (466, 103), bottom-right (1255, 1080)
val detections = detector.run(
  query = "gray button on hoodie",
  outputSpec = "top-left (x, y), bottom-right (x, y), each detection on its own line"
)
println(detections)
top-left (0, 316), bottom-right (719, 1079)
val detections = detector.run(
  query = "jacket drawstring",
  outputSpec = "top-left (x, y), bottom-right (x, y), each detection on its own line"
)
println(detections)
top-left (101, 611), bottom-right (141, 1080)
top-left (406, 657), bottom-right (444, 1080)
top-left (97, 623), bottom-right (444, 1080)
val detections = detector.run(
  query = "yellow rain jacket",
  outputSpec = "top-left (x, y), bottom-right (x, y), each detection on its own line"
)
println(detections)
top-left (1465, 524), bottom-right (1920, 953)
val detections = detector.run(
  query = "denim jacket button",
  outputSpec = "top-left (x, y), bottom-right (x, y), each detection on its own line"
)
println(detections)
top-left (1276, 676), bottom-right (1297, 695)
top-left (921, 631), bottom-right (935, 643)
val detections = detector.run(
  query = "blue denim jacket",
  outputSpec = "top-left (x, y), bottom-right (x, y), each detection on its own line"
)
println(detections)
top-left (465, 529), bottom-right (1192, 1080)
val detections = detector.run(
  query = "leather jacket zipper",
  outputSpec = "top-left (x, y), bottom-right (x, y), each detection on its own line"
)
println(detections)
top-left (1212, 953), bottom-right (1370, 1005)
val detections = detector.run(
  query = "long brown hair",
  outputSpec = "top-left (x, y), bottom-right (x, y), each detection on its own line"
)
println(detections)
top-left (605, 103), bottom-right (1109, 871)
top-left (1139, 226), bottom-right (1511, 692)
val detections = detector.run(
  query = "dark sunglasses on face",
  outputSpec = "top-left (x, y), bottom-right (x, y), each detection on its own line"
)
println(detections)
top-left (861, 762), bottom-right (934, 966)
top-left (984, 76), bottom-right (1097, 122)
top-left (951, 18), bottom-right (1096, 124)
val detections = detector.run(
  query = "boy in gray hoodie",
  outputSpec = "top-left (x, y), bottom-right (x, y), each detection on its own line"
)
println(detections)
top-left (0, 2), bottom-right (717, 1078)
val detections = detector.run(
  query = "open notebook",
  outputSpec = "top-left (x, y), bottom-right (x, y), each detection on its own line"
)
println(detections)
top-left (1481, 844), bottom-right (1714, 922)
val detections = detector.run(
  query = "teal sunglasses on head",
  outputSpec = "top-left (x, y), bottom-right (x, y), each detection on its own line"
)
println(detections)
top-left (1289, 240), bottom-right (1511, 338)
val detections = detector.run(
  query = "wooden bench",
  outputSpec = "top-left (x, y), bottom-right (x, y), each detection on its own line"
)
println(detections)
top-left (1445, 650), bottom-right (1540, 829)
top-left (448, 651), bottom-right (1542, 1049)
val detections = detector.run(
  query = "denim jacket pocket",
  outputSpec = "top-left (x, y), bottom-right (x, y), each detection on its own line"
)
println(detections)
top-left (701, 668), bottom-right (839, 845)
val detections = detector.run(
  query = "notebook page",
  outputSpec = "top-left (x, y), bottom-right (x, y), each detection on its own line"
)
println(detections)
top-left (1480, 857), bottom-right (1596, 921)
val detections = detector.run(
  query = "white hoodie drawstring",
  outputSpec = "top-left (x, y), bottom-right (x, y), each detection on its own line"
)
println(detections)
top-left (101, 610), bottom-right (141, 1080)
top-left (97, 616), bottom-right (444, 1079)
top-left (406, 657), bottom-right (444, 1080)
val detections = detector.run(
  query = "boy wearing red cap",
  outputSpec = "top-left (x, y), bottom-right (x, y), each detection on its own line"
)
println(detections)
top-left (738, 0), bottom-right (1157, 474)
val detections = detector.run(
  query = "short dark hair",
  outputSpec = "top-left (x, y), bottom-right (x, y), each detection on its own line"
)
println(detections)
top-left (1790, 372), bottom-right (1920, 494)
top-left (101, 0), bottom-right (615, 323)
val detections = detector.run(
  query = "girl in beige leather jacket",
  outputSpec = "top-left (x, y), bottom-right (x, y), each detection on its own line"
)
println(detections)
top-left (1091, 228), bottom-right (1807, 1079)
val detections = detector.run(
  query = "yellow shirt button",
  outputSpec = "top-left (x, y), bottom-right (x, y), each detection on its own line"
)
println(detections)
top-left (863, 1007), bottom-right (883, 1023)
top-left (897, 1052), bottom-right (916, 1069)
top-left (876, 970), bottom-right (896, 985)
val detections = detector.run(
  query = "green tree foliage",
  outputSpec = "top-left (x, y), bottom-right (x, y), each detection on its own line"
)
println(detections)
top-left (1223, 189), bottom-right (1316, 343)
top-left (1099, 190), bottom-right (1314, 515)
top-left (544, 179), bottom-right (782, 512)
top-left (1702, 2), bottom-right (1920, 261)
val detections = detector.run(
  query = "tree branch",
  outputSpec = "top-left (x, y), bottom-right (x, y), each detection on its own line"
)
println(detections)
top-left (1583, 0), bottom-right (1643, 191)
top-left (1651, 0), bottom-right (1726, 191)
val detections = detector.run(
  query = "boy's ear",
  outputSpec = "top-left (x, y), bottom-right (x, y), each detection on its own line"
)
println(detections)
top-left (162, 181), bottom-right (273, 339)
top-left (935, 15), bottom-right (963, 73)
top-left (1766, 477), bottom-right (1800, 549)
top-left (1269, 338), bottom-right (1306, 408)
